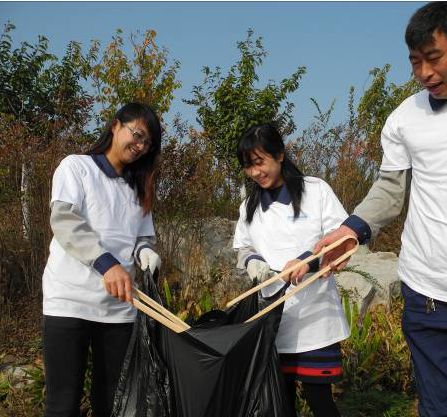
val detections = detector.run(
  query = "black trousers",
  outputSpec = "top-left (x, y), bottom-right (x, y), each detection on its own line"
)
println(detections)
top-left (285, 380), bottom-right (341, 417)
top-left (43, 315), bottom-right (133, 417)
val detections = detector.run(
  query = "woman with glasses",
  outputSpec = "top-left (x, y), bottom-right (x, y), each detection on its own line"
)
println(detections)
top-left (42, 102), bottom-right (162, 417)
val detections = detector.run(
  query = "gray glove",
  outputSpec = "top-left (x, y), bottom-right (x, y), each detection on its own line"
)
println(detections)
top-left (246, 259), bottom-right (270, 282)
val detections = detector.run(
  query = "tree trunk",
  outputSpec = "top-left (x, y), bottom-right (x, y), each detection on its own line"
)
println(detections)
top-left (240, 183), bottom-right (246, 201)
top-left (21, 161), bottom-right (31, 241)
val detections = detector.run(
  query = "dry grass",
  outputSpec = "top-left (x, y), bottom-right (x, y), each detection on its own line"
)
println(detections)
top-left (0, 295), bottom-right (42, 364)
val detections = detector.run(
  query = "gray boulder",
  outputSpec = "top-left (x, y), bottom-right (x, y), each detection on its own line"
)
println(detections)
top-left (160, 218), bottom-right (251, 305)
top-left (335, 271), bottom-right (376, 318)
top-left (336, 245), bottom-right (400, 312)
top-left (0, 364), bottom-right (35, 389)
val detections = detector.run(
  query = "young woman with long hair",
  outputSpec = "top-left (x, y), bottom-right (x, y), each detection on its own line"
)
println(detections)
top-left (233, 123), bottom-right (349, 417)
top-left (42, 102), bottom-right (162, 417)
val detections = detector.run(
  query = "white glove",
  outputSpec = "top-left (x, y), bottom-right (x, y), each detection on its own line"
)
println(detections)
top-left (139, 247), bottom-right (161, 275)
top-left (246, 259), bottom-right (270, 282)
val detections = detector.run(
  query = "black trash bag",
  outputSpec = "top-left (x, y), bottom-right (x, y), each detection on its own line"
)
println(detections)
top-left (112, 270), bottom-right (172, 417)
top-left (113, 271), bottom-right (294, 417)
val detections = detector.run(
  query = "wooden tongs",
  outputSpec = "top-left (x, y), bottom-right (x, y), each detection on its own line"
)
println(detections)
top-left (107, 235), bottom-right (358, 333)
top-left (132, 287), bottom-right (191, 333)
top-left (226, 235), bottom-right (359, 322)
top-left (100, 277), bottom-right (190, 333)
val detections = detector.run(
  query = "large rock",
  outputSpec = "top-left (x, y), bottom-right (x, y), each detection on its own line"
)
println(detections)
top-left (0, 364), bottom-right (35, 389)
top-left (335, 271), bottom-right (376, 318)
top-left (200, 218), bottom-right (238, 271)
top-left (161, 218), bottom-right (251, 305)
top-left (161, 218), bottom-right (238, 277)
top-left (336, 245), bottom-right (400, 311)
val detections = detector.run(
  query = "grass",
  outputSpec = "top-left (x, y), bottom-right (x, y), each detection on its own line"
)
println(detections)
top-left (337, 389), bottom-right (417, 417)
top-left (294, 382), bottom-right (417, 417)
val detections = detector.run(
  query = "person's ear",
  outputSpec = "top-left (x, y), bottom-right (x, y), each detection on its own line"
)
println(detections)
top-left (111, 119), bottom-right (120, 135)
top-left (278, 152), bottom-right (284, 163)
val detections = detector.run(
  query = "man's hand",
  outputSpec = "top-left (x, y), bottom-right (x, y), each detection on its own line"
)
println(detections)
top-left (139, 247), bottom-right (161, 275)
top-left (246, 259), bottom-right (271, 282)
top-left (103, 264), bottom-right (133, 303)
top-left (282, 259), bottom-right (310, 285)
top-left (313, 226), bottom-right (358, 276)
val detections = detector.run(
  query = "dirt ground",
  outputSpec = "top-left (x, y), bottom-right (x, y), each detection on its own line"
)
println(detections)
top-left (1, 295), bottom-right (43, 366)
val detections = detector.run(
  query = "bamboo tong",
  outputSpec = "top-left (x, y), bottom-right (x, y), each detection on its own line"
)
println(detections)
top-left (107, 235), bottom-right (358, 332)
top-left (100, 278), bottom-right (190, 333)
top-left (132, 287), bottom-right (191, 333)
top-left (235, 235), bottom-right (359, 323)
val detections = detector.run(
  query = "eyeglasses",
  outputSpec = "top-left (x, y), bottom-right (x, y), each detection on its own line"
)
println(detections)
top-left (124, 124), bottom-right (151, 147)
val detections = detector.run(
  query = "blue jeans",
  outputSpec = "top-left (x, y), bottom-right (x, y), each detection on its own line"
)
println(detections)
top-left (43, 315), bottom-right (133, 417)
top-left (401, 282), bottom-right (447, 417)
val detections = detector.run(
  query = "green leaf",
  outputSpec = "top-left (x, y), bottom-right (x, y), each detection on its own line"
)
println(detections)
top-left (199, 289), bottom-right (212, 313)
top-left (163, 278), bottom-right (172, 308)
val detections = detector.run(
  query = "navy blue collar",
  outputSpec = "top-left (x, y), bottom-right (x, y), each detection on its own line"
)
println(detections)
top-left (429, 94), bottom-right (447, 111)
top-left (91, 154), bottom-right (120, 178)
top-left (260, 184), bottom-right (291, 211)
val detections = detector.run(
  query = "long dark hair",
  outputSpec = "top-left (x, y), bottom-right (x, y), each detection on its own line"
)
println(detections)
top-left (86, 102), bottom-right (161, 215)
top-left (237, 123), bottom-right (304, 223)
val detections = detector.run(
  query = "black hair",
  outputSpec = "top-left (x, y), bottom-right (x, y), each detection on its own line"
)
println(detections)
top-left (237, 123), bottom-right (305, 223)
top-left (405, 2), bottom-right (447, 50)
top-left (86, 102), bottom-right (162, 215)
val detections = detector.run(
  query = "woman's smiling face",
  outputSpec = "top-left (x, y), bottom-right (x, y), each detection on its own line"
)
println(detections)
top-left (110, 118), bottom-right (151, 166)
top-left (243, 147), bottom-right (284, 189)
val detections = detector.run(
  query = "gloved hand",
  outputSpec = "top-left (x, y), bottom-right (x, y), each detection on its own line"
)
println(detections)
top-left (246, 259), bottom-right (271, 282)
top-left (138, 247), bottom-right (161, 275)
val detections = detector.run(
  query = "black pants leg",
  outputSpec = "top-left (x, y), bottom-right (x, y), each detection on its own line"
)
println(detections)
top-left (43, 316), bottom-right (133, 417)
top-left (43, 316), bottom-right (90, 417)
top-left (302, 382), bottom-right (341, 417)
top-left (90, 321), bottom-right (133, 417)
top-left (285, 380), bottom-right (340, 417)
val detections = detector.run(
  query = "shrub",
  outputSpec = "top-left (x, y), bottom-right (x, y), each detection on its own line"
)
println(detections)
top-left (341, 295), bottom-right (412, 393)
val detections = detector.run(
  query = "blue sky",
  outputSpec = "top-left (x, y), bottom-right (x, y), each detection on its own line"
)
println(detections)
top-left (1, 1), bottom-right (426, 135)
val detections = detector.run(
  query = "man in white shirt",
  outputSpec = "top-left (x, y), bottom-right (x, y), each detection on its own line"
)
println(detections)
top-left (315, 3), bottom-right (447, 416)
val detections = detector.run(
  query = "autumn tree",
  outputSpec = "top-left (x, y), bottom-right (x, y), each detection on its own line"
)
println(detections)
top-left (88, 29), bottom-right (181, 125)
top-left (0, 22), bottom-right (93, 298)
